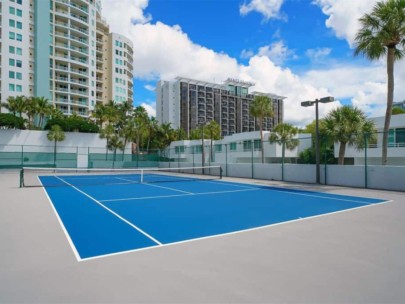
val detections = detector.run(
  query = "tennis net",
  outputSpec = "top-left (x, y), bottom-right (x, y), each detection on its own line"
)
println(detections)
top-left (20, 165), bottom-right (222, 187)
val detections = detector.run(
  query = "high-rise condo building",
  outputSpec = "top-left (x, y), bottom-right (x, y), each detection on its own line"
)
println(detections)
top-left (0, 0), bottom-right (134, 117)
top-left (157, 77), bottom-right (284, 137)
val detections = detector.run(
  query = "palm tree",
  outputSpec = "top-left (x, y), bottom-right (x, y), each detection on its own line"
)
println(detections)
top-left (323, 106), bottom-right (377, 165)
top-left (25, 97), bottom-right (38, 129)
top-left (47, 125), bottom-right (65, 166)
top-left (354, 0), bottom-right (405, 165)
top-left (91, 102), bottom-right (108, 128)
top-left (4, 96), bottom-right (27, 117)
top-left (133, 106), bottom-right (149, 152)
top-left (204, 120), bottom-right (221, 163)
top-left (249, 95), bottom-right (273, 163)
top-left (34, 97), bottom-right (53, 129)
top-left (269, 123), bottom-right (299, 180)
top-left (99, 124), bottom-right (116, 159)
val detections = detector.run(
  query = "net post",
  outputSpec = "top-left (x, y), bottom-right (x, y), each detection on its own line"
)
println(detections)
top-left (19, 168), bottom-right (24, 188)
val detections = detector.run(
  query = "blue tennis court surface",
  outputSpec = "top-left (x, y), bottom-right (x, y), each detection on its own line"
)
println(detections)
top-left (40, 174), bottom-right (387, 261)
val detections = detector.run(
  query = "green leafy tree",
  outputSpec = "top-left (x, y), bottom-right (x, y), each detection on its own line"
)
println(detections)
top-left (323, 106), bottom-right (377, 165)
top-left (205, 120), bottom-right (221, 162)
top-left (249, 95), bottom-right (273, 163)
top-left (25, 97), bottom-right (38, 129)
top-left (354, 0), bottom-right (405, 165)
top-left (47, 125), bottom-right (65, 166)
top-left (269, 123), bottom-right (299, 179)
top-left (34, 97), bottom-right (53, 129)
top-left (392, 107), bottom-right (405, 115)
top-left (4, 96), bottom-right (27, 118)
top-left (0, 113), bottom-right (25, 129)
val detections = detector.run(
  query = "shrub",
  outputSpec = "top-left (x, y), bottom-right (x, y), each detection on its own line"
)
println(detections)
top-left (0, 113), bottom-right (25, 129)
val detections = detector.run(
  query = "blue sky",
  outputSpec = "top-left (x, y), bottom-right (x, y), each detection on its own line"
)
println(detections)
top-left (101, 0), bottom-right (404, 127)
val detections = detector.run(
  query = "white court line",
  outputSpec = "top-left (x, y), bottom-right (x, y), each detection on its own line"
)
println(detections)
top-left (38, 177), bottom-right (81, 262)
top-left (79, 199), bottom-right (393, 262)
top-left (54, 176), bottom-right (163, 249)
top-left (100, 188), bottom-right (260, 203)
top-left (205, 179), bottom-right (377, 205)
top-left (115, 176), bottom-right (194, 194)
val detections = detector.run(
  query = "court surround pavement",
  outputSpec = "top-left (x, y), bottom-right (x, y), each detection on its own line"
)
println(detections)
top-left (1, 170), bottom-right (404, 303)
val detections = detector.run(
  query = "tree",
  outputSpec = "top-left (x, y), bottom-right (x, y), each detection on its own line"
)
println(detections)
top-left (204, 120), bottom-right (221, 162)
top-left (392, 107), bottom-right (405, 115)
top-left (4, 96), bottom-right (27, 118)
top-left (25, 97), bottom-right (38, 129)
top-left (269, 123), bottom-right (299, 180)
top-left (132, 106), bottom-right (149, 152)
top-left (323, 106), bottom-right (377, 165)
top-left (249, 95), bottom-right (273, 163)
top-left (354, 0), bottom-right (405, 165)
top-left (34, 97), bottom-right (52, 129)
top-left (47, 125), bottom-right (65, 166)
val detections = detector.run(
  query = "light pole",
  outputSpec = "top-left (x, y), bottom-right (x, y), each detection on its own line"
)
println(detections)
top-left (301, 96), bottom-right (334, 184)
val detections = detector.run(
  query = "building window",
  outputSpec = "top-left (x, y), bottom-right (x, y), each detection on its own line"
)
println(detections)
top-left (9, 32), bottom-right (16, 40)
top-left (230, 142), bottom-right (237, 151)
top-left (16, 47), bottom-right (22, 55)
top-left (16, 72), bottom-right (22, 80)
top-left (9, 59), bottom-right (15, 66)
top-left (9, 84), bottom-right (15, 91)
top-left (17, 21), bottom-right (22, 29)
top-left (254, 140), bottom-right (262, 151)
top-left (17, 9), bottom-right (22, 17)
top-left (16, 60), bottom-right (22, 68)
top-left (215, 144), bottom-right (222, 152)
top-left (17, 0), bottom-right (22, 4)
top-left (175, 146), bottom-right (185, 154)
top-left (9, 71), bottom-right (15, 79)
top-left (9, 7), bottom-right (16, 14)
top-left (16, 85), bottom-right (22, 92)
top-left (9, 46), bottom-right (15, 53)
top-left (16, 34), bottom-right (22, 41)
top-left (243, 140), bottom-right (252, 152)
top-left (9, 19), bottom-right (16, 27)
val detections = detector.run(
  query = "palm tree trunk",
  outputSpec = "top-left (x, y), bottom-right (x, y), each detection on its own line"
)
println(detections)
top-left (260, 117), bottom-right (264, 163)
top-left (382, 47), bottom-right (395, 165)
top-left (338, 142), bottom-right (346, 165)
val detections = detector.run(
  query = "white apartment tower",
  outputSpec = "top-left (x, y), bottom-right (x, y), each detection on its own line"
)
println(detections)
top-left (157, 77), bottom-right (285, 137)
top-left (0, 0), bottom-right (134, 117)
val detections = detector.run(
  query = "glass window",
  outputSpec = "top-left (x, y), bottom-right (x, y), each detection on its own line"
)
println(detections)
top-left (9, 7), bottom-right (16, 14)
top-left (9, 32), bottom-right (16, 40)
top-left (9, 59), bottom-right (15, 66)
top-left (230, 142), bottom-right (237, 151)
top-left (9, 19), bottom-right (16, 27)
top-left (9, 71), bottom-right (15, 79)
top-left (16, 85), bottom-right (22, 92)
top-left (254, 140), bottom-right (262, 150)
top-left (9, 46), bottom-right (15, 54)
top-left (16, 34), bottom-right (22, 41)
top-left (16, 47), bottom-right (22, 55)
top-left (9, 84), bottom-right (15, 91)
top-left (17, 21), bottom-right (22, 29)
top-left (17, 9), bottom-right (22, 17)
top-left (17, 0), bottom-right (22, 4)
top-left (243, 140), bottom-right (252, 151)
top-left (16, 60), bottom-right (22, 68)
top-left (16, 72), bottom-right (22, 80)
top-left (215, 144), bottom-right (222, 152)
top-left (396, 128), bottom-right (405, 146)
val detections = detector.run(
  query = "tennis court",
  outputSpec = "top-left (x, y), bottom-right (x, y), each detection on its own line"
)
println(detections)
top-left (21, 166), bottom-right (387, 261)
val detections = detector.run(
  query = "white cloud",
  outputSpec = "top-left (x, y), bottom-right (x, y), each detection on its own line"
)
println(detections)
top-left (100, 0), bottom-right (399, 128)
top-left (257, 41), bottom-right (296, 66)
top-left (144, 84), bottom-right (155, 91)
top-left (306, 48), bottom-right (331, 63)
top-left (141, 102), bottom-right (156, 117)
top-left (241, 49), bottom-right (255, 59)
top-left (312, 0), bottom-right (377, 47)
top-left (240, 0), bottom-right (285, 20)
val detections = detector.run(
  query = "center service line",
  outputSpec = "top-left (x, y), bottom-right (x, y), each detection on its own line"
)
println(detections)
top-left (54, 176), bottom-right (163, 246)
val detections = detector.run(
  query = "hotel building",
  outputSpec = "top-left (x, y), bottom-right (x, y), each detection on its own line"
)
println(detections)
top-left (157, 77), bottom-right (285, 137)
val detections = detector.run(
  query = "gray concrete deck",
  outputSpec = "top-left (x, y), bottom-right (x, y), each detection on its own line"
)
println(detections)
top-left (1, 171), bottom-right (404, 303)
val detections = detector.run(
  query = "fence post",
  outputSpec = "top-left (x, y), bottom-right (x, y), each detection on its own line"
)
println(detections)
top-left (88, 147), bottom-right (90, 168)
top-left (324, 146), bottom-right (328, 185)
top-left (225, 144), bottom-right (228, 177)
top-left (251, 140), bottom-right (254, 179)
top-left (364, 133), bottom-right (368, 189)
top-left (168, 148), bottom-right (171, 168)
top-left (281, 142), bottom-right (285, 181)
top-left (21, 145), bottom-right (24, 167)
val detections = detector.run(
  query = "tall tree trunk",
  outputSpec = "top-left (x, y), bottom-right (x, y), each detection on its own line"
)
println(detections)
top-left (338, 142), bottom-right (346, 165)
top-left (382, 47), bottom-right (395, 165)
top-left (260, 116), bottom-right (264, 163)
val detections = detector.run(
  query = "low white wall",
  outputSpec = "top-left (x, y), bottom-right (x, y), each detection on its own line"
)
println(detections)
top-left (326, 165), bottom-right (366, 188)
top-left (284, 164), bottom-right (316, 184)
top-left (252, 164), bottom-right (281, 181)
top-left (367, 166), bottom-right (405, 191)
